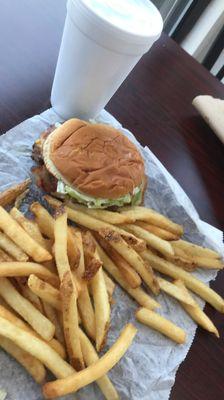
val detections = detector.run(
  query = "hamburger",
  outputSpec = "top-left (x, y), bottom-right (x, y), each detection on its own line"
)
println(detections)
top-left (32, 119), bottom-right (145, 208)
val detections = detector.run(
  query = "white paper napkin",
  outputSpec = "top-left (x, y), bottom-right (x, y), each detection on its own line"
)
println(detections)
top-left (0, 108), bottom-right (223, 400)
top-left (193, 95), bottom-right (224, 144)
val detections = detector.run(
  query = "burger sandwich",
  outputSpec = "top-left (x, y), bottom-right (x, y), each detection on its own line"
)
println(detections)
top-left (32, 119), bottom-right (146, 209)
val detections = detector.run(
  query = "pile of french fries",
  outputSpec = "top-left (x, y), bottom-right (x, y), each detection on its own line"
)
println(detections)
top-left (0, 181), bottom-right (223, 399)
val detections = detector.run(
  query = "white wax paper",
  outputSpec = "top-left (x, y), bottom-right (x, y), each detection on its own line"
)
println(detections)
top-left (0, 108), bottom-right (223, 400)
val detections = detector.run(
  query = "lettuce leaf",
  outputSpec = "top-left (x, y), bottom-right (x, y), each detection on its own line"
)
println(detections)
top-left (56, 181), bottom-right (143, 209)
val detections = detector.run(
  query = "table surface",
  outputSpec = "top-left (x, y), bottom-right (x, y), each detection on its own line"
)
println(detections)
top-left (0, 1), bottom-right (224, 399)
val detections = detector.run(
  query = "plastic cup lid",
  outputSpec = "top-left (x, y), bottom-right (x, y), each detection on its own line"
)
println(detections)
top-left (69, 0), bottom-right (163, 46)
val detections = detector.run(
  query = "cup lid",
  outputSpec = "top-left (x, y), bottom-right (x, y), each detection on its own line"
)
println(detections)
top-left (69, 0), bottom-right (163, 45)
top-left (68, 0), bottom-right (163, 54)
top-left (82, 0), bottom-right (163, 40)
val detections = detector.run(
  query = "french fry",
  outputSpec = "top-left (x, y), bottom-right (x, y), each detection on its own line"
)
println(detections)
top-left (66, 227), bottom-right (80, 270)
top-left (0, 232), bottom-right (28, 262)
top-left (0, 305), bottom-right (64, 358)
top-left (157, 277), bottom-right (195, 306)
top-left (10, 207), bottom-right (49, 250)
top-left (169, 242), bottom-right (199, 272)
top-left (46, 334), bottom-right (66, 359)
top-left (0, 248), bottom-right (14, 262)
top-left (96, 243), bottom-right (160, 310)
top-left (40, 302), bottom-right (66, 359)
top-left (16, 277), bottom-right (44, 313)
top-left (0, 179), bottom-right (31, 207)
top-left (67, 202), bottom-right (135, 224)
top-left (189, 256), bottom-right (223, 270)
top-left (122, 224), bottom-right (174, 257)
top-left (166, 253), bottom-right (195, 272)
top-left (28, 275), bottom-right (62, 311)
top-left (174, 280), bottom-right (219, 337)
top-left (171, 244), bottom-right (190, 259)
top-left (46, 338), bottom-right (67, 360)
top-left (77, 284), bottom-right (95, 341)
top-left (44, 196), bottom-right (146, 252)
top-left (58, 311), bottom-right (65, 337)
top-left (171, 241), bottom-right (223, 269)
top-left (120, 206), bottom-right (183, 236)
top-left (0, 278), bottom-right (55, 341)
top-left (72, 229), bottom-right (85, 278)
top-left (135, 307), bottom-right (186, 344)
top-left (61, 272), bottom-right (84, 370)
top-left (79, 328), bottom-right (119, 400)
top-left (42, 323), bottom-right (137, 399)
top-left (90, 262), bottom-right (110, 351)
top-left (0, 335), bottom-right (46, 383)
top-left (82, 231), bottom-right (102, 280)
top-left (0, 262), bottom-right (59, 288)
top-left (0, 316), bottom-right (74, 378)
top-left (31, 202), bottom-right (54, 238)
top-left (41, 301), bottom-right (65, 347)
top-left (136, 221), bottom-right (179, 240)
top-left (54, 208), bottom-right (84, 370)
top-left (103, 271), bottom-right (116, 300)
top-left (96, 235), bottom-right (141, 289)
top-left (0, 206), bottom-right (52, 262)
top-left (99, 229), bottom-right (159, 295)
top-left (141, 250), bottom-right (224, 312)
top-left (54, 208), bottom-right (73, 281)
top-left (31, 202), bottom-right (79, 269)
top-left (168, 253), bottom-right (223, 271)
top-left (171, 239), bottom-right (220, 259)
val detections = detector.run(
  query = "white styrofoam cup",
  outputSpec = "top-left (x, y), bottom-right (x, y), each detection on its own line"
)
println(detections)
top-left (51, 0), bottom-right (163, 120)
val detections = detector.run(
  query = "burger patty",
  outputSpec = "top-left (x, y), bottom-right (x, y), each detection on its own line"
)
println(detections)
top-left (32, 165), bottom-right (57, 193)
top-left (32, 125), bottom-right (58, 193)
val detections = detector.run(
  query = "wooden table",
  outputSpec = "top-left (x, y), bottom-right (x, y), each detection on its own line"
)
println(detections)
top-left (0, 1), bottom-right (224, 399)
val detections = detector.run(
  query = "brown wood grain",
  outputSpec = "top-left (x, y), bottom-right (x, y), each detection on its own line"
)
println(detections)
top-left (0, 1), bottom-right (223, 399)
top-left (107, 36), bottom-right (224, 231)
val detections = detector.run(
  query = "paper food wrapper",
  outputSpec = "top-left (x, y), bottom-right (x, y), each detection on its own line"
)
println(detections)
top-left (0, 108), bottom-right (223, 400)
top-left (193, 95), bottom-right (224, 144)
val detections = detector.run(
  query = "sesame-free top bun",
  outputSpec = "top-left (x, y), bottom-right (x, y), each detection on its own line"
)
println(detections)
top-left (43, 118), bottom-right (145, 199)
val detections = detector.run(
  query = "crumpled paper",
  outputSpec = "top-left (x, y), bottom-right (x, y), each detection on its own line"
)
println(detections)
top-left (0, 108), bottom-right (223, 400)
top-left (192, 95), bottom-right (224, 145)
